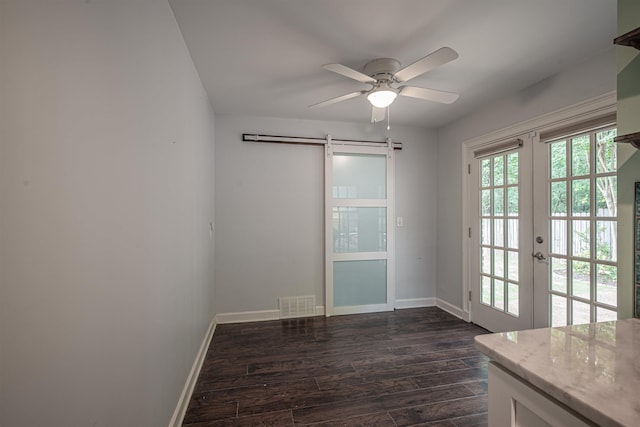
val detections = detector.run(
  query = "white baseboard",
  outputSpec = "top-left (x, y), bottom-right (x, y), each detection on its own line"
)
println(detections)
top-left (395, 297), bottom-right (436, 309)
top-left (168, 319), bottom-right (216, 427)
top-left (215, 309), bottom-right (280, 324)
top-left (216, 306), bottom-right (328, 323)
top-left (215, 299), bottom-right (470, 324)
top-left (436, 298), bottom-right (470, 321)
top-left (333, 303), bottom-right (393, 316)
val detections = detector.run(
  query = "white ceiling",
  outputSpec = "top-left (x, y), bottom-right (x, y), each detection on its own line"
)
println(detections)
top-left (169, 0), bottom-right (617, 129)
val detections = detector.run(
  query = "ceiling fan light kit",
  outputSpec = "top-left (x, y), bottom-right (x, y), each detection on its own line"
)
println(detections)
top-left (367, 85), bottom-right (398, 108)
top-left (311, 47), bottom-right (460, 123)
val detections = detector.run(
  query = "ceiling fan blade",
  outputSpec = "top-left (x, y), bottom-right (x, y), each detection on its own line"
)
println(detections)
top-left (309, 91), bottom-right (364, 108)
top-left (399, 86), bottom-right (459, 104)
top-left (371, 106), bottom-right (386, 123)
top-left (323, 63), bottom-right (376, 84)
top-left (394, 47), bottom-right (458, 83)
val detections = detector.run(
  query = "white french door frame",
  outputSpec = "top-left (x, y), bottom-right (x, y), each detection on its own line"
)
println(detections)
top-left (461, 92), bottom-right (616, 330)
top-left (324, 141), bottom-right (396, 317)
top-left (531, 132), bottom-right (550, 328)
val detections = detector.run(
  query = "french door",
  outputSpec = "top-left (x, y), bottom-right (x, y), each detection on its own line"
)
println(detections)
top-left (469, 134), bottom-right (534, 332)
top-left (532, 125), bottom-right (618, 327)
top-left (469, 124), bottom-right (618, 332)
top-left (324, 143), bottom-right (395, 316)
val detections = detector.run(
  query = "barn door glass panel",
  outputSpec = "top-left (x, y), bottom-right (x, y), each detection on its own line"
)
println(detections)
top-left (332, 153), bottom-right (386, 199)
top-left (334, 260), bottom-right (387, 307)
top-left (333, 207), bottom-right (386, 253)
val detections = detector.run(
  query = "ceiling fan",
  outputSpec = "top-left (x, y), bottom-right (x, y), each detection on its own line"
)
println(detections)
top-left (310, 47), bottom-right (460, 123)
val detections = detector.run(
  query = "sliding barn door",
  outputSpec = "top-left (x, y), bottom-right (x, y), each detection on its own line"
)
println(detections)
top-left (325, 143), bottom-right (395, 316)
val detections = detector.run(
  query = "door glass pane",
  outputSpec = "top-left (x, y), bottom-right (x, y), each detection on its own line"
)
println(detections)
top-left (551, 295), bottom-right (567, 327)
top-left (551, 220), bottom-right (567, 255)
top-left (493, 188), bottom-right (504, 215)
top-left (507, 250), bottom-right (519, 281)
top-left (571, 220), bottom-right (590, 258)
top-left (481, 219), bottom-right (491, 245)
top-left (507, 153), bottom-right (519, 184)
top-left (507, 283), bottom-right (519, 316)
top-left (481, 275), bottom-right (492, 305)
top-left (494, 279), bottom-right (505, 311)
top-left (595, 177), bottom-right (617, 217)
top-left (571, 260), bottom-right (590, 299)
top-left (571, 179), bottom-right (590, 215)
top-left (595, 129), bottom-right (617, 173)
top-left (550, 257), bottom-right (567, 293)
top-left (507, 187), bottom-right (518, 216)
top-left (481, 190), bottom-right (491, 215)
top-left (550, 141), bottom-right (567, 179)
top-left (572, 300), bottom-right (591, 325)
top-left (333, 207), bottom-right (386, 253)
top-left (571, 135), bottom-right (590, 176)
top-left (494, 219), bottom-right (504, 247)
top-left (595, 264), bottom-right (617, 307)
top-left (596, 306), bottom-right (617, 322)
top-left (507, 219), bottom-right (519, 249)
top-left (596, 221), bottom-right (616, 261)
top-left (334, 260), bottom-right (386, 307)
top-left (482, 247), bottom-right (491, 274)
top-left (493, 156), bottom-right (504, 185)
top-left (550, 181), bottom-right (567, 216)
top-left (494, 249), bottom-right (504, 278)
top-left (333, 154), bottom-right (386, 199)
top-left (481, 159), bottom-right (491, 187)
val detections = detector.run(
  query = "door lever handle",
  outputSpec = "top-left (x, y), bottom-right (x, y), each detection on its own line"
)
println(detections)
top-left (532, 251), bottom-right (547, 261)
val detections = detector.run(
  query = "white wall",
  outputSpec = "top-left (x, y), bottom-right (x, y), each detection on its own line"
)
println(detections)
top-left (215, 115), bottom-right (437, 314)
top-left (0, 2), bottom-right (215, 426)
top-left (436, 48), bottom-right (616, 308)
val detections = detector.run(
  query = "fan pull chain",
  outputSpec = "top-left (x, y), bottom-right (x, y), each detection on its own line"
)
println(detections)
top-left (387, 105), bottom-right (391, 130)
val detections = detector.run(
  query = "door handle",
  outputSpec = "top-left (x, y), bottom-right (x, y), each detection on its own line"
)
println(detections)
top-left (532, 251), bottom-right (547, 261)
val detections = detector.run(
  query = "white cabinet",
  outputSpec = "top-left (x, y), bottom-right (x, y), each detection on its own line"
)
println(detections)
top-left (488, 363), bottom-right (595, 427)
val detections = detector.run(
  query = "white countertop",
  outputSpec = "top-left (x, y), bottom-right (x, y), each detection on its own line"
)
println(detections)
top-left (475, 319), bottom-right (640, 427)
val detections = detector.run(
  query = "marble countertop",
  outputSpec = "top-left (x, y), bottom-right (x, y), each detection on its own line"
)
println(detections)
top-left (475, 319), bottom-right (640, 427)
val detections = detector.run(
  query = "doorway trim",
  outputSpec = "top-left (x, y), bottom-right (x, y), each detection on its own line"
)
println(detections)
top-left (461, 91), bottom-right (616, 326)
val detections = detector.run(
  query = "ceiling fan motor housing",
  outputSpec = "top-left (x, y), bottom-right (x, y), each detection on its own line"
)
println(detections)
top-left (363, 58), bottom-right (401, 82)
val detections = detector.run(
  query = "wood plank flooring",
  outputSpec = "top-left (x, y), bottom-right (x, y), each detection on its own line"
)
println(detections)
top-left (182, 307), bottom-right (489, 426)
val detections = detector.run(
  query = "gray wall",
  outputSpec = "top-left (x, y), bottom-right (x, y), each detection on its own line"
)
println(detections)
top-left (215, 115), bottom-right (438, 314)
top-left (0, 1), bottom-right (216, 426)
top-left (435, 48), bottom-right (616, 308)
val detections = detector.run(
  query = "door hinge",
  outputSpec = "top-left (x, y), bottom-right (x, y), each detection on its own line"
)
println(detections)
top-left (468, 227), bottom-right (471, 238)
top-left (468, 290), bottom-right (472, 301)
top-left (467, 163), bottom-right (471, 174)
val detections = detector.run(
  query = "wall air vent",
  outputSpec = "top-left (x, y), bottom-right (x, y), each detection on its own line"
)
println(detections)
top-left (279, 295), bottom-right (316, 319)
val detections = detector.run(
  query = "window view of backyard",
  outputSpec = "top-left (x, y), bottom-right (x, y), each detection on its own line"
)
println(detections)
top-left (548, 127), bottom-right (618, 326)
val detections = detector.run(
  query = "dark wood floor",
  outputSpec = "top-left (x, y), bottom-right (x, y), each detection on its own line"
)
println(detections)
top-left (182, 307), bottom-right (489, 426)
